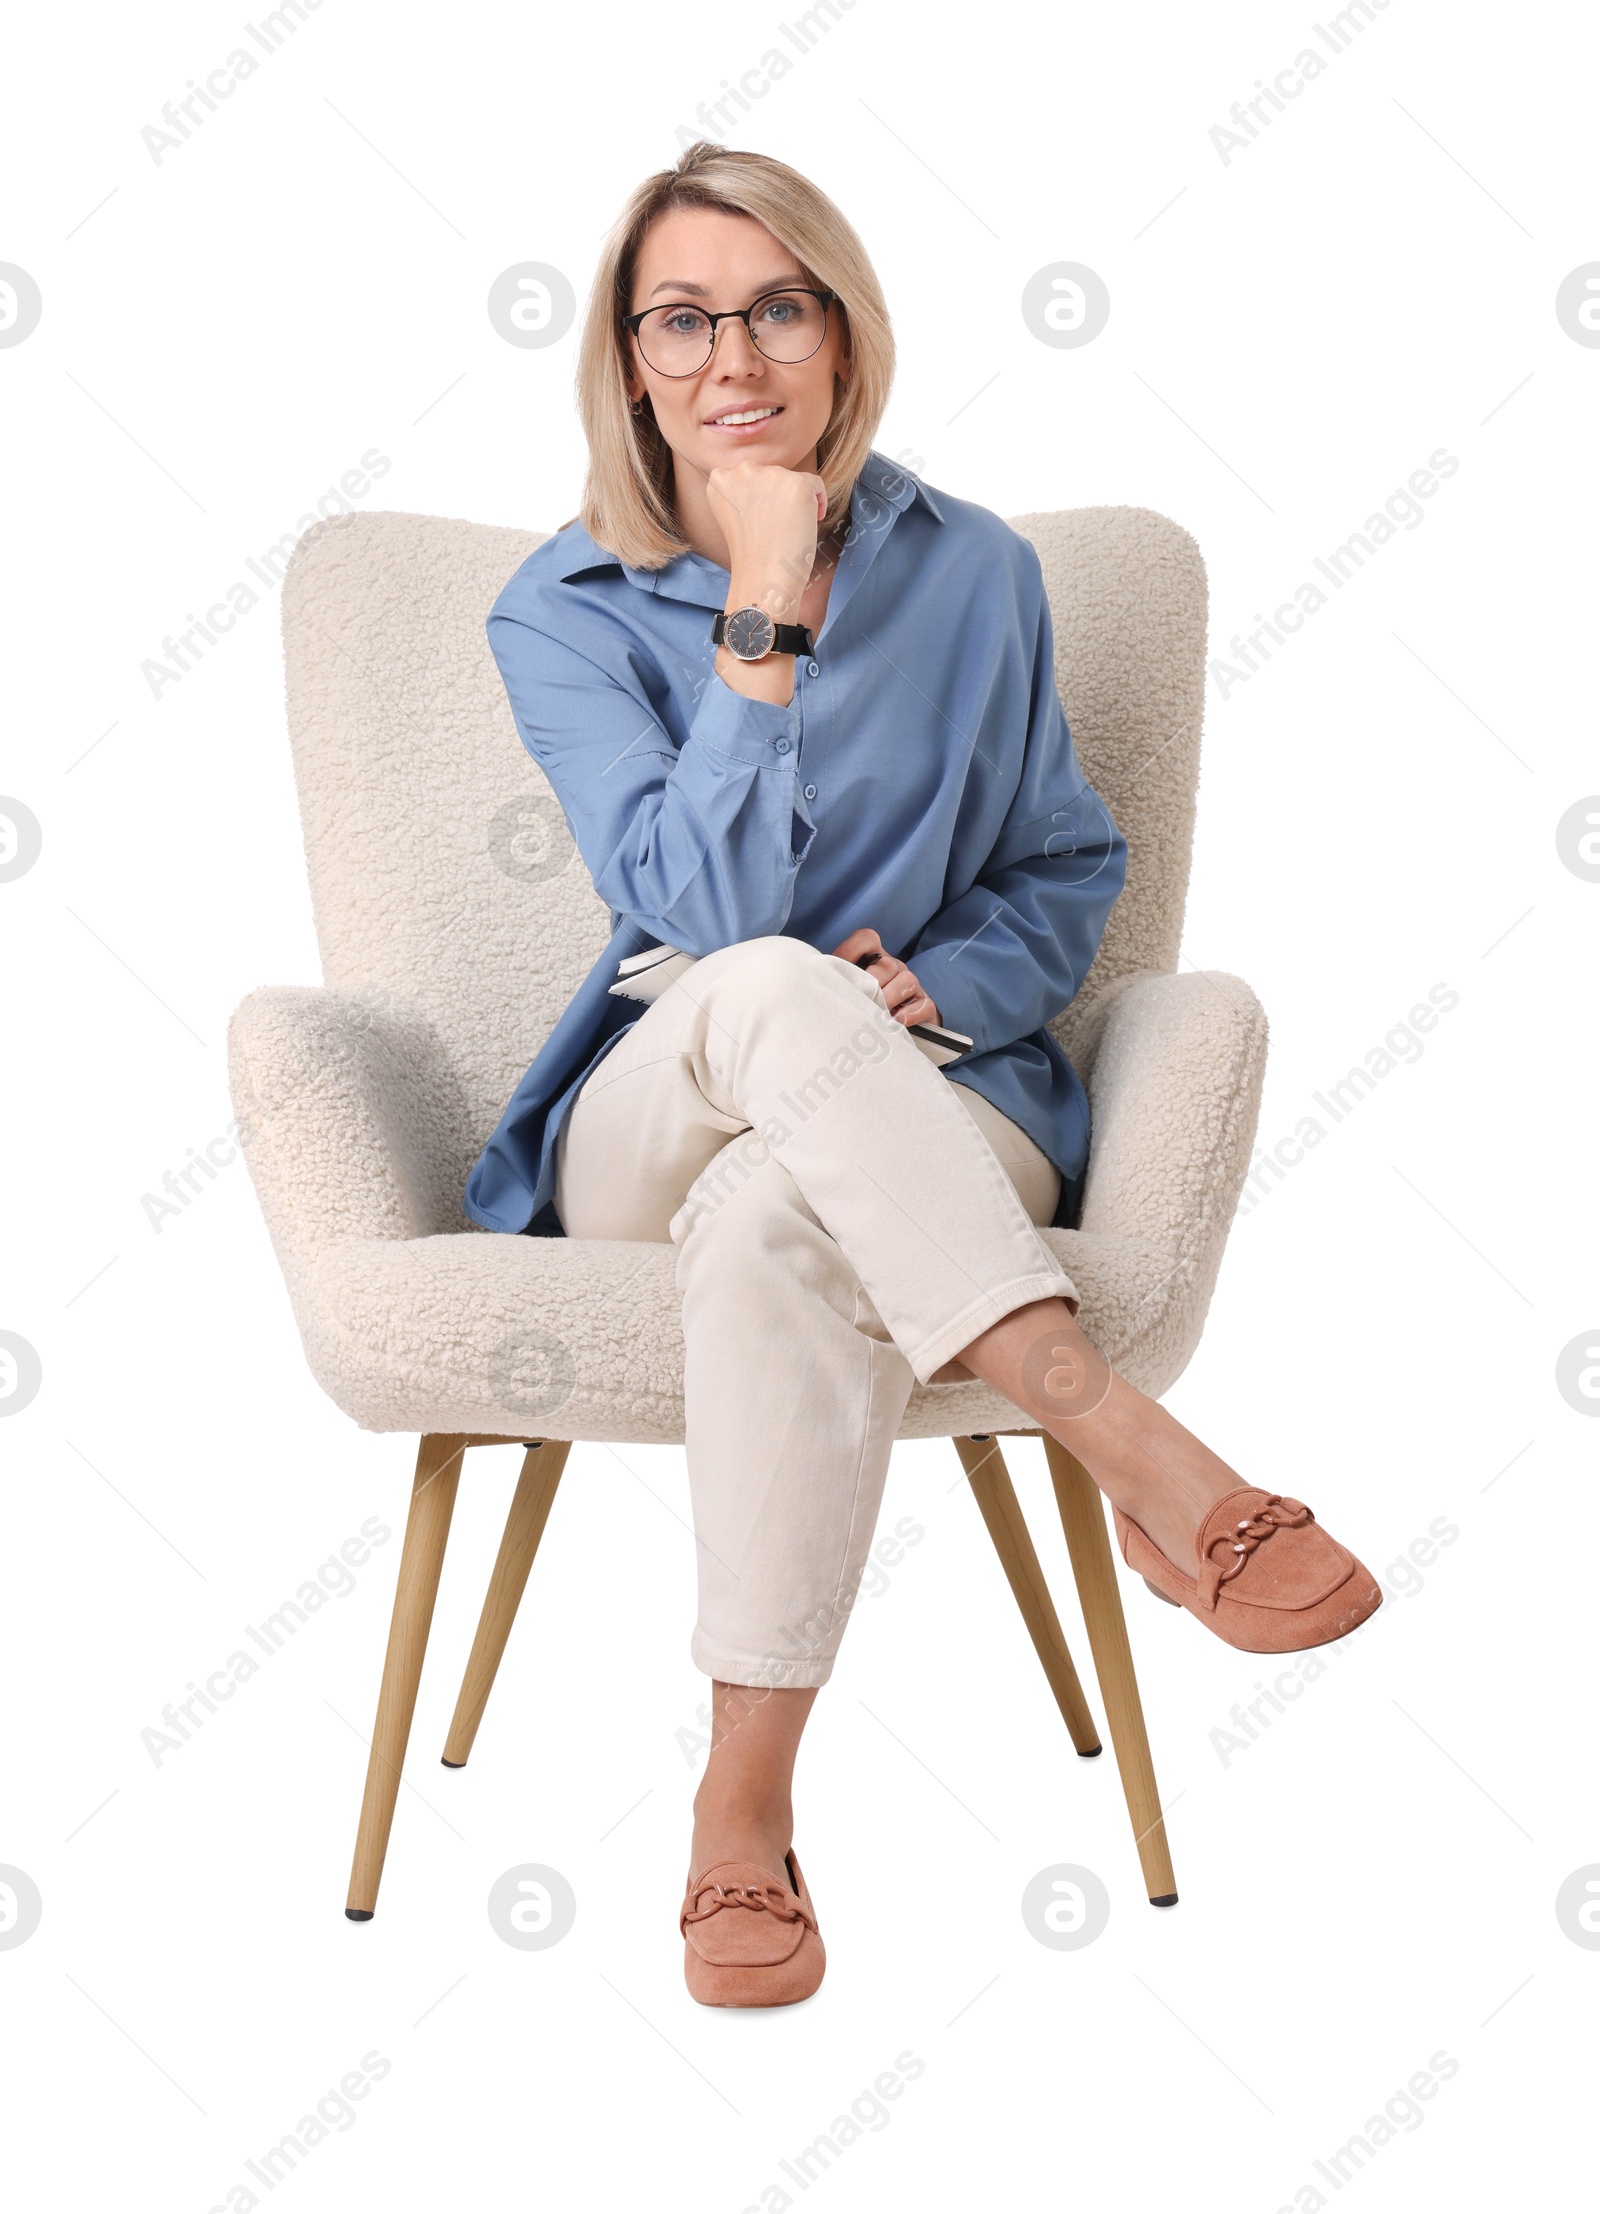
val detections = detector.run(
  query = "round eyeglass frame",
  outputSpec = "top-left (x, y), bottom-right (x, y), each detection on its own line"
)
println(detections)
top-left (622, 287), bottom-right (837, 377)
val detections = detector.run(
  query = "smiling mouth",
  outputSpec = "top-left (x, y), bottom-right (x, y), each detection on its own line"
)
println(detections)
top-left (706, 405), bottom-right (784, 427)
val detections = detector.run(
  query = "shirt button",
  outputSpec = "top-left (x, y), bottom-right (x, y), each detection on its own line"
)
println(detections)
top-left (803, 783), bottom-right (817, 800)
top-left (807, 661), bottom-right (820, 678)
top-left (774, 738), bottom-right (791, 754)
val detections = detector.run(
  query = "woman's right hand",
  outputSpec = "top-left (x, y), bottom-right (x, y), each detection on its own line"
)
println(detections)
top-left (707, 460), bottom-right (827, 619)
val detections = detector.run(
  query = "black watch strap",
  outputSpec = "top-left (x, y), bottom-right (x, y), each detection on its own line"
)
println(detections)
top-left (711, 610), bottom-right (815, 658)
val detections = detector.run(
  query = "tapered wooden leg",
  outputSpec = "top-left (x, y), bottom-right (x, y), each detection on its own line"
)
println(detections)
top-left (441, 1440), bottom-right (570, 1769)
top-left (1041, 1433), bottom-right (1178, 1906)
top-left (345, 1434), bottom-right (465, 1921)
top-left (954, 1434), bottom-right (1101, 1756)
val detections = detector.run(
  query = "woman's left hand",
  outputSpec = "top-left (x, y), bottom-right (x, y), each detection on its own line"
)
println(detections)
top-left (830, 927), bottom-right (941, 1028)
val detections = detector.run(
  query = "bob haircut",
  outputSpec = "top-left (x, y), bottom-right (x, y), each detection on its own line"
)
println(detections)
top-left (575, 141), bottom-right (894, 570)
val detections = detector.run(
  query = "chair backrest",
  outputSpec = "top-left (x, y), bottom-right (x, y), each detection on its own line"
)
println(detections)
top-left (279, 504), bottom-right (1206, 1159)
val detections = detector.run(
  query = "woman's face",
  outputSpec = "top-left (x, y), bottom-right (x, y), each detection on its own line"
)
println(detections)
top-left (624, 206), bottom-right (848, 488)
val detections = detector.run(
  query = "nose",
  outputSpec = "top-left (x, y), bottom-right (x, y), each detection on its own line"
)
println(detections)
top-left (707, 316), bottom-right (764, 372)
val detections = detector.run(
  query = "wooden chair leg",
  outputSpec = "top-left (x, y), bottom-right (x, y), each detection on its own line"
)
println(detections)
top-left (1041, 1433), bottom-right (1179, 1906)
top-left (953, 1434), bottom-right (1101, 1756)
top-left (345, 1434), bottom-right (466, 1921)
top-left (441, 1439), bottom-right (570, 1769)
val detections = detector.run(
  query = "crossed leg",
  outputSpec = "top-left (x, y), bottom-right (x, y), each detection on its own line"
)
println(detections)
top-left (553, 935), bottom-right (1250, 1885)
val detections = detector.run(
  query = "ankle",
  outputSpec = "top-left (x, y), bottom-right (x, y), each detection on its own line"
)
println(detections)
top-left (693, 1783), bottom-right (793, 1837)
top-left (689, 1813), bottom-right (795, 1886)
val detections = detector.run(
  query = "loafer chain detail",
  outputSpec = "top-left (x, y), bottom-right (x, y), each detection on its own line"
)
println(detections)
top-left (1197, 1492), bottom-right (1312, 1611)
top-left (680, 1878), bottom-right (818, 1939)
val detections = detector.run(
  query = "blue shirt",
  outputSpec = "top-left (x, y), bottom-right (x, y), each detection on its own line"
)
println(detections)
top-left (463, 450), bottom-right (1127, 1238)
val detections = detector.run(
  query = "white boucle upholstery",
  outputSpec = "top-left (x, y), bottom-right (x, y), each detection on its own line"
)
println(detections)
top-left (228, 503), bottom-right (1268, 1439)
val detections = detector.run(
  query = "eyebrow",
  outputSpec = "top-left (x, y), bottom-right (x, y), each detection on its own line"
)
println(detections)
top-left (645, 274), bottom-right (810, 301)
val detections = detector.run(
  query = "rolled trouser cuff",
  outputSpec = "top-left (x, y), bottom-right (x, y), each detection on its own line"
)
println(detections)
top-left (904, 1266), bottom-right (1081, 1387)
top-left (688, 1635), bottom-right (843, 1691)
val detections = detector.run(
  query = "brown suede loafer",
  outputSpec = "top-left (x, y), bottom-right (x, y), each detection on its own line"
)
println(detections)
top-left (680, 1850), bottom-right (825, 2008)
top-left (1116, 1486), bottom-right (1382, 1653)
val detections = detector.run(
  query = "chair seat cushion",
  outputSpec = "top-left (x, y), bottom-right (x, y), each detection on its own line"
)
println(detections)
top-left (293, 1227), bottom-right (1188, 1442)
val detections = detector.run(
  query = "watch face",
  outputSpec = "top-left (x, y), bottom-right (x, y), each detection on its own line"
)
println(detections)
top-left (724, 605), bottom-right (776, 660)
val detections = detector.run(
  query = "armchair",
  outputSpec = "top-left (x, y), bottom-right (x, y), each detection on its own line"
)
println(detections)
top-left (228, 503), bottom-right (1267, 1919)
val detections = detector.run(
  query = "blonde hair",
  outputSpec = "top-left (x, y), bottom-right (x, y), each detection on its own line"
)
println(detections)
top-left (574, 142), bottom-right (894, 569)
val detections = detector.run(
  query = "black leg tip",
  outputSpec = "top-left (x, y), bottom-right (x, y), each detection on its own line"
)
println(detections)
top-left (1149, 1892), bottom-right (1179, 1908)
top-left (1077, 1745), bottom-right (1104, 1758)
top-left (440, 1758), bottom-right (466, 1768)
top-left (344, 1907), bottom-right (375, 1922)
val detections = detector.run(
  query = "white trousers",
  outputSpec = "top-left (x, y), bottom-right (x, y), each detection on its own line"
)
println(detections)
top-left (554, 936), bottom-right (1081, 1688)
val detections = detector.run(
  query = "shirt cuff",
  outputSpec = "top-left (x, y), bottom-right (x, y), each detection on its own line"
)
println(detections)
top-left (689, 669), bottom-right (804, 766)
top-left (904, 940), bottom-right (987, 1052)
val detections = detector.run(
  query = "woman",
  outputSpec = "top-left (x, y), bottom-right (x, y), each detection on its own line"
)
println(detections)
top-left (465, 142), bottom-right (1380, 2007)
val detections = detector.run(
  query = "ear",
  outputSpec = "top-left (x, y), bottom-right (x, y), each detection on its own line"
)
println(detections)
top-left (621, 328), bottom-right (646, 404)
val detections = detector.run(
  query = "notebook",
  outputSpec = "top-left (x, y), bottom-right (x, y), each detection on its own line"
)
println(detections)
top-left (608, 945), bottom-right (974, 1066)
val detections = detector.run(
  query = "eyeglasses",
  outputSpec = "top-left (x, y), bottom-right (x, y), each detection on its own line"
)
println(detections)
top-left (622, 287), bottom-right (836, 377)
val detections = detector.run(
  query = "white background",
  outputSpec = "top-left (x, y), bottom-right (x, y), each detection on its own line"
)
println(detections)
top-left (2, 1), bottom-right (1594, 2206)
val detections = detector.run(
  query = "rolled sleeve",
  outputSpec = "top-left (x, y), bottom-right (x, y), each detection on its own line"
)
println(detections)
top-left (910, 810), bottom-right (1125, 1052)
top-left (488, 614), bottom-right (811, 953)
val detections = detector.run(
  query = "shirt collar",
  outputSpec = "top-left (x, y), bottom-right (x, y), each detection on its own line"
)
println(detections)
top-left (555, 449), bottom-right (944, 606)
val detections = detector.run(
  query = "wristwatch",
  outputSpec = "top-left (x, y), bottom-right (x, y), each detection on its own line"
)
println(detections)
top-left (712, 607), bottom-right (815, 662)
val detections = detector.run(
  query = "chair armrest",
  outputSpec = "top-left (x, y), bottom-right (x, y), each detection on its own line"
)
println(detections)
top-left (227, 985), bottom-right (469, 1279)
top-left (1077, 966), bottom-right (1269, 1269)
